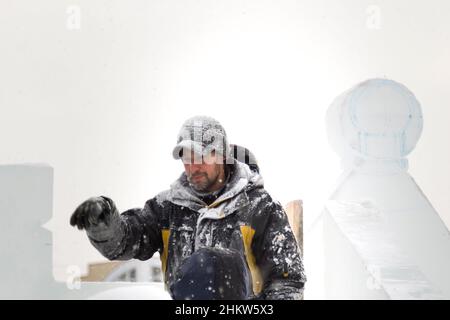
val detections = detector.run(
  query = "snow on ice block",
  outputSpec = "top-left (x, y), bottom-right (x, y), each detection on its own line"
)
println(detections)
top-left (87, 283), bottom-right (168, 300)
top-left (307, 161), bottom-right (450, 299)
top-left (305, 79), bottom-right (450, 299)
top-left (324, 200), bottom-right (445, 299)
top-left (0, 164), bottom-right (170, 299)
top-left (323, 170), bottom-right (450, 299)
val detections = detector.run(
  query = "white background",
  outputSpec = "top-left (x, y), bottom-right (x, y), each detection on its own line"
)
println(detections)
top-left (0, 0), bottom-right (449, 282)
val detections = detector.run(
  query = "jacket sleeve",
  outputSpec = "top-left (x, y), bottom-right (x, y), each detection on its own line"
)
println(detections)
top-left (87, 196), bottom-right (163, 261)
top-left (252, 198), bottom-right (307, 300)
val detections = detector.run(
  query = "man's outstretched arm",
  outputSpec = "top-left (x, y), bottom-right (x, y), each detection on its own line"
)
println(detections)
top-left (70, 196), bottom-right (162, 261)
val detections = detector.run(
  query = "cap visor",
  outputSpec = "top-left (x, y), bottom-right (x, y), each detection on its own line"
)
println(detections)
top-left (172, 140), bottom-right (204, 160)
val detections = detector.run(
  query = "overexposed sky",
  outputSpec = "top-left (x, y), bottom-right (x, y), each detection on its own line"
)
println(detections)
top-left (1, 0), bottom-right (449, 282)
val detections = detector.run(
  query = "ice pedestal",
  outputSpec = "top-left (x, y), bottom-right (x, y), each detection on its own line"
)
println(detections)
top-left (0, 164), bottom-right (170, 299)
top-left (305, 79), bottom-right (450, 299)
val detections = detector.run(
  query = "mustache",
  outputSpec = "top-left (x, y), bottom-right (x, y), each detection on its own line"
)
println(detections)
top-left (188, 172), bottom-right (207, 179)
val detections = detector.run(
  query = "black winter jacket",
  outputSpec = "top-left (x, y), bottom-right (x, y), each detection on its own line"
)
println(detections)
top-left (87, 160), bottom-right (306, 299)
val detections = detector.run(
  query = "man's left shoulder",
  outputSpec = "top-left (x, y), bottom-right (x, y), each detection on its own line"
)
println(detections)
top-left (246, 187), bottom-right (283, 213)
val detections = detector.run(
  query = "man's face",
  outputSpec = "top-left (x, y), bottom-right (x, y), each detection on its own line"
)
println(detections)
top-left (182, 150), bottom-right (224, 192)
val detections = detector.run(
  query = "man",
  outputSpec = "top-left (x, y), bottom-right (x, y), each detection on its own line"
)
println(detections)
top-left (70, 116), bottom-right (306, 299)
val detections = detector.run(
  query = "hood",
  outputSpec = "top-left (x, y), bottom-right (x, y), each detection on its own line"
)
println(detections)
top-left (156, 160), bottom-right (264, 219)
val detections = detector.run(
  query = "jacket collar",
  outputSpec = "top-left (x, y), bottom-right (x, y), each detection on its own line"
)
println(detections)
top-left (158, 160), bottom-right (264, 217)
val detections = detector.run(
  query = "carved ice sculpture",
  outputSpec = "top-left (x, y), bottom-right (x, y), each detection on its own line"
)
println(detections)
top-left (305, 79), bottom-right (450, 299)
top-left (0, 164), bottom-right (170, 299)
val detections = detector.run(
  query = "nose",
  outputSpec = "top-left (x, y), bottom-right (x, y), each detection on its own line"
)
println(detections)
top-left (185, 163), bottom-right (203, 174)
top-left (191, 165), bottom-right (204, 175)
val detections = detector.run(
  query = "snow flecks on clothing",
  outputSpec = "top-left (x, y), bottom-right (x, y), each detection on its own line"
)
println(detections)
top-left (155, 190), bottom-right (170, 207)
top-left (273, 233), bottom-right (287, 245)
top-left (171, 246), bottom-right (251, 299)
top-left (194, 222), bottom-right (214, 250)
top-left (90, 160), bottom-right (306, 299)
top-left (166, 159), bottom-right (264, 217)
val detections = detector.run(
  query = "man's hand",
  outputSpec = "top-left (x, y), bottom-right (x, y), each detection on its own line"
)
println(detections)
top-left (70, 196), bottom-right (115, 230)
top-left (70, 196), bottom-right (125, 259)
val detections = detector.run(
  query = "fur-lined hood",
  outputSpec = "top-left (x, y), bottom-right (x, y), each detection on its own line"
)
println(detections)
top-left (156, 160), bottom-right (264, 222)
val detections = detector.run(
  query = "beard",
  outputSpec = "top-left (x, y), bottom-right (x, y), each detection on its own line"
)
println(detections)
top-left (188, 172), bottom-right (217, 192)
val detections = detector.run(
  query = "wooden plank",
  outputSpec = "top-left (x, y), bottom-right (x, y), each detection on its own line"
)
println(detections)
top-left (285, 200), bottom-right (303, 257)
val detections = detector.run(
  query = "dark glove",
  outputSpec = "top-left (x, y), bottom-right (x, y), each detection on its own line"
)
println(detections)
top-left (70, 196), bottom-right (122, 241)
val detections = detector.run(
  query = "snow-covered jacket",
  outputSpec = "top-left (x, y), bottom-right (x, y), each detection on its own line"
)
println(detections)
top-left (87, 160), bottom-right (306, 299)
